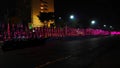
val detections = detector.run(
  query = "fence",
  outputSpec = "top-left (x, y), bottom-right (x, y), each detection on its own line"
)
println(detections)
top-left (0, 23), bottom-right (118, 41)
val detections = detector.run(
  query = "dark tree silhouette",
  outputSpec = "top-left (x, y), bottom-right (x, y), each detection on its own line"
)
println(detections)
top-left (38, 12), bottom-right (54, 23)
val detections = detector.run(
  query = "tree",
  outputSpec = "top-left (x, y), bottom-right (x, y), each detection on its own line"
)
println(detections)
top-left (38, 12), bottom-right (54, 27)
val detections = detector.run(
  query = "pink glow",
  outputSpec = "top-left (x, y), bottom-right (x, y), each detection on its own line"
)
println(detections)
top-left (111, 31), bottom-right (120, 35)
top-left (1, 23), bottom-right (120, 41)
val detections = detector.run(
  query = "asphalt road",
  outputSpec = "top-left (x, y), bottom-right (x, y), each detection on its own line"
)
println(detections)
top-left (0, 36), bottom-right (120, 68)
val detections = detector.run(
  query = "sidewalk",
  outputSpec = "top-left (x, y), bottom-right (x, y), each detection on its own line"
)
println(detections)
top-left (0, 41), bottom-right (4, 48)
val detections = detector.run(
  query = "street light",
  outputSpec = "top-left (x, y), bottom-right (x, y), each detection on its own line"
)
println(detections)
top-left (103, 25), bottom-right (106, 27)
top-left (91, 20), bottom-right (96, 25)
top-left (70, 15), bottom-right (74, 20)
top-left (58, 17), bottom-right (62, 20)
top-left (110, 26), bottom-right (113, 29)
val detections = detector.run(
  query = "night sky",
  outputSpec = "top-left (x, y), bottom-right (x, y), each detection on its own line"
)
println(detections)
top-left (55, 0), bottom-right (120, 29)
top-left (0, 0), bottom-right (120, 29)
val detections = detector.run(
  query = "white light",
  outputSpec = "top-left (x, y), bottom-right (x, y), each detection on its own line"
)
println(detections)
top-left (32, 29), bottom-right (35, 32)
top-left (91, 20), bottom-right (95, 25)
top-left (104, 25), bottom-right (106, 27)
top-left (70, 15), bottom-right (74, 19)
top-left (110, 26), bottom-right (112, 28)
top-left (59, 17), bottom-right (62, 19)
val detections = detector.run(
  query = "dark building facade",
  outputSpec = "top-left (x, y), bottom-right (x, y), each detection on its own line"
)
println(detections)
top-left (15, 0), bottom-right (31, 25)
top-left (0, 0), bottom-right (31, 25)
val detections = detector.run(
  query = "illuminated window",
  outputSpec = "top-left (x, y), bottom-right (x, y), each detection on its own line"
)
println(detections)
top-left (41, 11), bottom-right (43, 12)
top-left (40, 7), bottom-right (44, 9)
top-left (41, 3), bottom-right (44, 6)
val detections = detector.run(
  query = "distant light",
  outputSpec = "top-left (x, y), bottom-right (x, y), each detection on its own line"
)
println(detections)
top-left (59, 17), bottom-right (62, 19)
top-left (70, 15), bottom-right (74, 19)
top-left (103, 25), bottom-right (106, 27)
top-left (110, 26), bottom-right (113, 28)
top-left (32, 29), bottom-right (35, 32)
top-left (91, 20), bottom-right (95, 25)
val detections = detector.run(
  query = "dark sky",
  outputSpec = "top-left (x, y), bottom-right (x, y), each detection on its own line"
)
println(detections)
top-left (55, 0), bottom-right (120, 29)
top-left (0, 0), bottom-right (119, 29)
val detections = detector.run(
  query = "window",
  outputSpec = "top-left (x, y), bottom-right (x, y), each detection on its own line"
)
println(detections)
top-left (40, 7), bottom-right (44, 9)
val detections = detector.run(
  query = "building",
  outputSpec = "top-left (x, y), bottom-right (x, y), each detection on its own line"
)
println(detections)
top-left (31, 0), bottom-right (54, 28)
top-left (0, 0), bottom-right (54, 28)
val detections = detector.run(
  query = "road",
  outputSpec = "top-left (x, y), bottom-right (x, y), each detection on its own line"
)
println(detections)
top-left (0, 36), bottom-right (120, 68)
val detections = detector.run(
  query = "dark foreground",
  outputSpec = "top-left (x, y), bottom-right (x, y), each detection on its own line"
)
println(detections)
top-left (0, 36), bottom-right (120, 68)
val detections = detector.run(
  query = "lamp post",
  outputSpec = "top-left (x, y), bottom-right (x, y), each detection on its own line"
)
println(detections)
top-left (91, 20), bottom-right (96, 25)
top-left (69, 14), bottom-right (76, 27)
top-left (90, 20), bottom-right (96, 28)
top-left (70, 15), bottom-right (74, 20)
top-left (103, 25), bottom-right (106, 27)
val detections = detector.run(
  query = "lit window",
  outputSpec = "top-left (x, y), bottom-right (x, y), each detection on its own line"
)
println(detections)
top-left (41, 3), bottom-right (44, 5)
top-left (40, 7), bottom-right (44, 9)
top-left (41, 11), bottom-right (43, 12)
